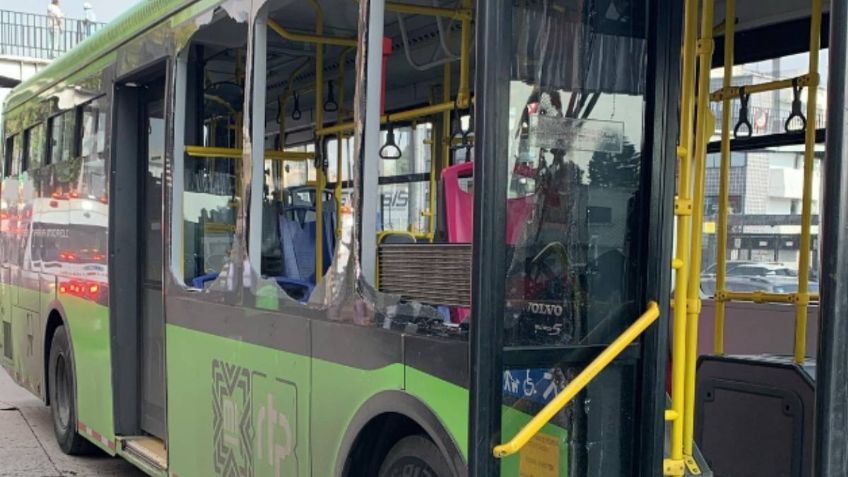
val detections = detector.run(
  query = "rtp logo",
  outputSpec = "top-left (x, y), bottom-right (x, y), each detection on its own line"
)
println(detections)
top-left (212, 360), bottom-right (298, 477)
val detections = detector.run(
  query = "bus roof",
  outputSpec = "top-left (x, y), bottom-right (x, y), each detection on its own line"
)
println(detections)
top-left (4, 0), bottom-right (196, 114)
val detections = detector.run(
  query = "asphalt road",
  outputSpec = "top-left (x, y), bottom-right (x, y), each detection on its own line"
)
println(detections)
top-left (0, 368), bottom-right (145, 477)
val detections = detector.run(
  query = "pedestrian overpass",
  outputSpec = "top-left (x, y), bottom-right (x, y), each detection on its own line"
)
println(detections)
top-left (0, 56), bottom-right (47, 88)
top-left (0, 9), bottom-right (104, 87)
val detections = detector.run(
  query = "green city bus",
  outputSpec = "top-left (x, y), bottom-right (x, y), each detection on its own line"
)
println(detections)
top-left (1, 0), bottom-right (847, 475)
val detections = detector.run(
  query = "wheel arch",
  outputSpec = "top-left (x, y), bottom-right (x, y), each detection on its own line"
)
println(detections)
top-left (336, 390), bottom-right (467, 477)
top-left (42, 300), bottom-right (70, 405)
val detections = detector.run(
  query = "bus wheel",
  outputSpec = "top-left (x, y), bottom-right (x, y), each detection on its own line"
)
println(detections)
top-left (48, 326), bottom-right (93, 455)
top-left (378, 435), bottom-right (453, 477)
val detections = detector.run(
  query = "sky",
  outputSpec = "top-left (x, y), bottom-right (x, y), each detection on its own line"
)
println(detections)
top-left (0, 0), bottom-right (140, 23)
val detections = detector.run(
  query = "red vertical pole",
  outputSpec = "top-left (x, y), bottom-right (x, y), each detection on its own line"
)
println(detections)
top-left (381, 37), bottom-right (392, 115)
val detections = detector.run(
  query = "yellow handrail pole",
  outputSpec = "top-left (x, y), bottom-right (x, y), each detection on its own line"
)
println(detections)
top-left (684, 0), bottom-right (715, 459)
top-left (185, 146), bottom-right (242, 158)
top-left (722, 291), bottom-right (819, 304)
top-left (493, 302), bottom-right (661, 458)
top-left (316, 100), bottom-right (458, 136)
top-left (442, 62), bottom-right (452, 170)
top-left (430, 62), bottom-right (453, 240)
top-left (267, 18), bottom-right (357, 47)
top-left (186, 146), bottom-right (316, 162)
top-left (710, 74), bottom-right (815, 102)
top-left (714, 0), bottom-right (735, 356)
top-left (669, 0), bottom-right (699, 472)
top-left (265, 150), bottom-right (316, 161)
top-left (457, 0), bottom-right (472, 108)
top-left (425, 120), bottom-right (437, 241)
top-left (386, 1), bottom-right (471, 20)
top-left (310, 0), bottom-right (326, 282)
top-left (795, 0), bottom-right (822, 364)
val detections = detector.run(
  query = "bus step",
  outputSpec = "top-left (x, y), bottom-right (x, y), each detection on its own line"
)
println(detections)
top-left (122, 435), bottom-right (168, 471)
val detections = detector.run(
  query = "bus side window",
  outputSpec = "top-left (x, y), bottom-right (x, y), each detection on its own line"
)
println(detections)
top-left (376, 123), bottom-right (433, 234)
top-left (11, 134), bottom-right (22, 177)
top-left (257, 0), bottom-right (345, 303)
top-left (23, 123), bottom-right (45, 172)
top-left (3, 135), bottom-right (14, 177)
top-left (47, 110), bottom-right (75, 165)
top-left (179, 11), bottom-right (247, 288)
top-left (80, 98), bottom-right (106, 160)
top-left (78, 98), bottom-right (107, 199)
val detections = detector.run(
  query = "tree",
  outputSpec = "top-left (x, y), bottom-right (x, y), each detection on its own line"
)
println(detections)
top-left (588, 140), bottom-right (640, 189)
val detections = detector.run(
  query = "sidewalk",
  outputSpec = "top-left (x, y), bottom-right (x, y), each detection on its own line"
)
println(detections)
top-left (0, 368), bottom-right (144, 477)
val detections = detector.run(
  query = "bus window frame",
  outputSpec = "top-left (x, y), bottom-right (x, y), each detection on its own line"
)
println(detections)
top-left (21, 128), bottom-right (30, 172)
top-left (77, 95), bottom-right (107, 161)
top-left (46, 111), bottom-right (76, 165)
top-left (4, 135), bottom-right (15, 177)
top-left (74, 103), bottom-right (85, 160)
top-left (46, 115), bottom-right (55, 165)
top-left (22, 122), bottom-right (45, 172)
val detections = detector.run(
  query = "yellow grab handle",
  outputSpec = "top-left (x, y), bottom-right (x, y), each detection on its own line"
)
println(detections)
top-left (493, 301), bottom-right (661, 458)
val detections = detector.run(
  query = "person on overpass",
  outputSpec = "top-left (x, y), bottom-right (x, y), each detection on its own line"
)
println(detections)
top-left (83, 3), bottom-right (97, 38)
top-left (46, 0), bottom-right (64, 58)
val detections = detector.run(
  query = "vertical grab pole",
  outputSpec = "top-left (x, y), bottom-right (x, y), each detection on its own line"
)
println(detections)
top-left (668, 0), bottom-right (698, 472)
top-left (795, 0), bottom-right (822, 364)
top-left (360, 0), bottom-right (386, 285)
top-left (684, 0), bottom-right (715, 460)
top-left (427, 118), bottom-right (437, 241)
top-left (714, 0), bottom-right (735, 356)
top-left (311, 0), bottom-right (326, 281)
top-left (814, 0), bottom-right (848, 472)
top-left (442, 62), bottom-right (452, 170)
top-left (457, 0), bottom-right (471, 108)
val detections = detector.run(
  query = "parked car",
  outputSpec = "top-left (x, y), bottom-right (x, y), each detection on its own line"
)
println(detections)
top-left (703, 261), bottom-right (796, 278)
top-left (701, 274), bottom-right (818, 298)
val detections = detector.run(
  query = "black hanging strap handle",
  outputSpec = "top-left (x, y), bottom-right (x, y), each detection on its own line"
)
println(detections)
top-left (785, 78), bottom-right (807, 132)
top-left (380, 120), bottom-right (402, 160)
top-left (324, 80), bottom-right (338, 112)
top-left (291, 91), bottom-right (302, 121)
top-left (733, 87), bottom-right (753, 139)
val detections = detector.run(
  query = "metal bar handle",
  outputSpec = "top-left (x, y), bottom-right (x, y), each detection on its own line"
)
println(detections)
top-left (493, 301), bottom-right (661, 458)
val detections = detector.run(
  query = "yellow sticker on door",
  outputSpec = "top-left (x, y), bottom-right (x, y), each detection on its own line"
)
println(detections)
top-left (519, 432), bottom-right (560, 477)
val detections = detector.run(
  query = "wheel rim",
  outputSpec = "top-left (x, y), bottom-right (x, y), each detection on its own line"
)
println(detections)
top-left (55, 353), bottom-right (71, 429)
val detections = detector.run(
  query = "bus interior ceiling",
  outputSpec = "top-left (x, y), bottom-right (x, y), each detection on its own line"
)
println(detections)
top-left (264, 0), bottom-right (465, 144)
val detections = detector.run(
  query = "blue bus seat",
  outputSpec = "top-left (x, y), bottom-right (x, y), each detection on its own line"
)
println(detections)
top-left (275, 201), bottom-right (336, 300)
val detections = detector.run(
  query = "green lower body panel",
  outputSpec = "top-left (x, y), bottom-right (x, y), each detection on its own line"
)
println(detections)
top-left (62, 297), bottom-right (115, 453)
top-left (166, 323), bottom-right (480, 477)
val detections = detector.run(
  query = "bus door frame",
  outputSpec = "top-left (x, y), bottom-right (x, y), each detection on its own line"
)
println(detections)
top-left (109, 59), bottom-right (171, 439)
top-left (467, 0), bottom-right (681, 475)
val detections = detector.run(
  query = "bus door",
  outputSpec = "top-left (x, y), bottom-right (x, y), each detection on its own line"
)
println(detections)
top-left (470, 0), bottom-right (675, 475)
top-left (0, 174), bottom-right (12, 366)
top-left (139, 78), bottom-right (167, 439)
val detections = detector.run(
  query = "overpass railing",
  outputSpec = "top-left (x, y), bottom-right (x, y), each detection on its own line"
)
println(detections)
top-left (0, 10), bottom-right (105, 60)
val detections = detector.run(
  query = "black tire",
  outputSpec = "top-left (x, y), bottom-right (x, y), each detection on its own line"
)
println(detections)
top-left (48, 326), bottom-right (94, 455)
top-left (378, 435), bottom-right (453, 477)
